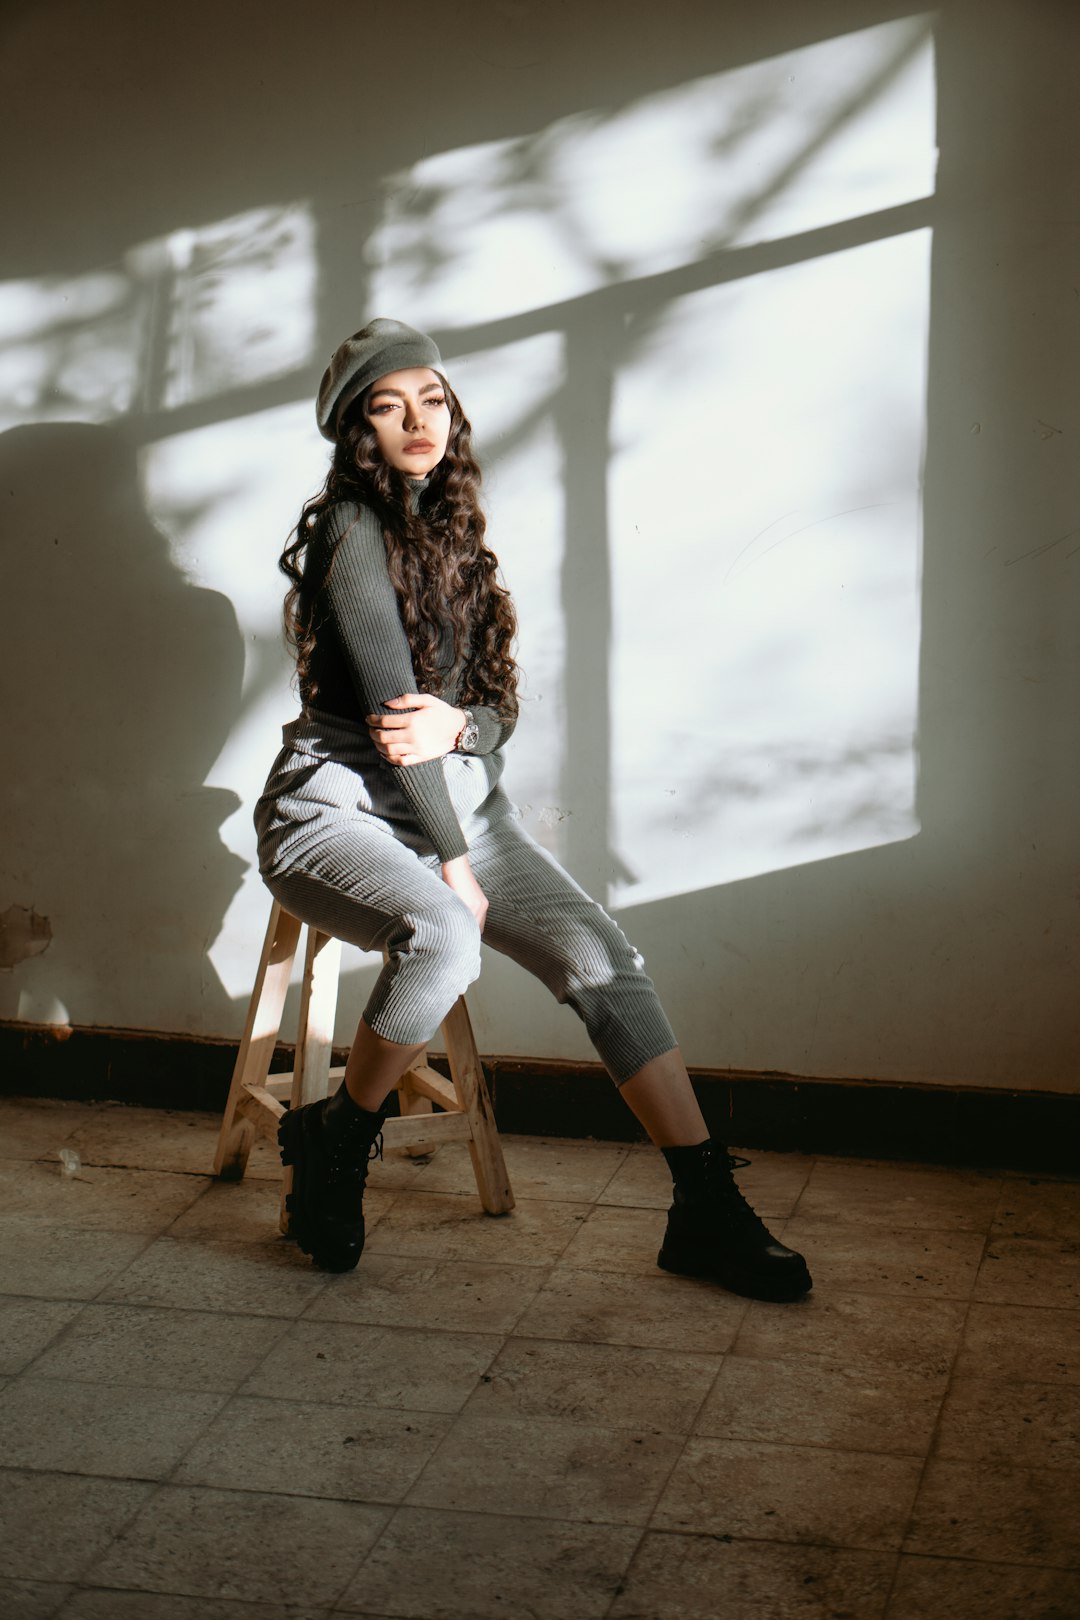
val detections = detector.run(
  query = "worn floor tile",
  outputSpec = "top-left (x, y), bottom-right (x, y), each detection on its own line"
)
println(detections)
top-left (175, 1395), bottom-right (451, 1501)
top-left (697, 1355), bottom-right (946, 1456)
top-left (515, 1265), bottom-right (749, 1353)
top-left (599, 1147), bottom-right (813, 1219)
top-left (363, 1190), bottom-right (590, 1265)
top-left (241, 1318), bottom-right (500, 1411)
top-left (167, 1176), bottom-right (395, 1245)
top-left (0, 1219), bottom-right (152, 1300)
top-left (413, 1135), bottom-right (629, 1202)
top-left (468, 1335), bottom-right (719, 1433)
top-left (733, 1290), bottom-right (966, 1380)
top-left (779, 1217), bottom-right (985, 1300)
top-left (732, 1149), bottom-right (818, 1217)
top-left (0, 1159), bottom-right (209, 1233)
top-left (0, 1378), bottom-right (225, 1479)
top-left (610, 1533), bottom-right (897, 1620)
top-left (163, 1176), bottom-right (287, 1244)
top-left (905, 1459), bottom-right (1080, 1567)
top-left (974, 1237), bottom-right (1080, 1309)
top-left (654, 1436), bottom-right (922, 1551)
top-left (0, 1470), bottom-right (151, 1582)
top-left (407, 1410), bottom-right (683, 1525)
top-left (363, 1145), bottom-right (435, 1192)
top-left (69, 1106), bottom-right (281, 1180)
top-left (933, 1378), bottom-right (1080, 1469)
top-left (556, 1204), bottom-right (666, 1275)
top-left (0, 1579), bottom-right (71, 1620)
top-left (795, 1159), bottom-right (1003, 1232)
top-left (954, 1303), bottom-right (1080, 1385)
top-left (0, 1298), bottom-right (86, 1375)
top-left (338, 1505), bottom-right (639, 1618)
top-left (593, 1146), bottom-right (673, 1210)
top-left (89, 1485), bottom-right (390, 1606)
top-left (0, 1098), bottom-right (102, 1162)
top-left (0, 1157), bottom-right (36, 1199)
top-left (885, 1554), bottom-right (1080, 1619)
top-left (99, 1235), bottom-right (329, 1317)
top-left (305, 1254), bottom-right (546, 1335)
top-left (57, 1594), bottom-right (330, 1620)
top-left (2, 1096), bottom-right (1074, 1617)
top-left (991, 1177), bottom-right (1080, 1242)
top-left (30, 1302), bottom-right (290, 1393)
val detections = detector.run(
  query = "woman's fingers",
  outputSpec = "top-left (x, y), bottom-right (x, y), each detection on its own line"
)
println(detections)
top-left (368, 694), bottom-right (460, 762)
top-left (380, 693), bottom-right (433, 711)
top-left (439, 855), bottom-right (488, 931)
top-left (376, 741), bottom-right (429, 765)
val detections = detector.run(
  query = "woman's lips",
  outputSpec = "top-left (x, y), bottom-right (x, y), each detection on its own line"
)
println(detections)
top-left (405, 441), bottom-right (434, 453)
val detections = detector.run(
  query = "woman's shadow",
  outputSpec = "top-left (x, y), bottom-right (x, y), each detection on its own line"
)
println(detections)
top-left (0, 420), bottom-right (246, 1032)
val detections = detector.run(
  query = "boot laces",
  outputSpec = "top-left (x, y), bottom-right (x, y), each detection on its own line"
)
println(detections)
top-left (325, 1128), bottom-right (384, 1185)
top-left (705, 1148), bottom-right (772, 1238)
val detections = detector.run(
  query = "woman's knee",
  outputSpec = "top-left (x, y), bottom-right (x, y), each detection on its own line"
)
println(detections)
top-left (399, 895), bottom-right (483, 995)
top-left (556, 906), bottom-right (647, 1000)
top-left (366, 896), bottom-right (482, 1045)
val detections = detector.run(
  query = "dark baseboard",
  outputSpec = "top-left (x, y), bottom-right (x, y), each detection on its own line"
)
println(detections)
top-left (1, 1019), bottom-right (1076, 1176)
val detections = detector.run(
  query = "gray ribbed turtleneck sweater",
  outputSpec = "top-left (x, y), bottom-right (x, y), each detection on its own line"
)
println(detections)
top-left (301, 495), bottom-right (515, 861)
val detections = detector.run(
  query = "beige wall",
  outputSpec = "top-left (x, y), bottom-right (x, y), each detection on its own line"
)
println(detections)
top-left (1, 0), bottom-right (1076, 1092)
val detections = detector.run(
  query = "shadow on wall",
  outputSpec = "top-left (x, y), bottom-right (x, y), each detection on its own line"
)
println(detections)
top-left (0, 422), bottom-right (246, 1028)
top-left (0, 0), bottom-right (1075, 1097)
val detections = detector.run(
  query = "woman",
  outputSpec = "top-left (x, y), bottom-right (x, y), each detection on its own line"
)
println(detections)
top-left (255, 318), bottom-right (811, 1302)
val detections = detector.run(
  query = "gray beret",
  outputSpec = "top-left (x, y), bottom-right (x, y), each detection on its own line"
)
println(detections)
top-left (316, 317), bottom-right (446, 440)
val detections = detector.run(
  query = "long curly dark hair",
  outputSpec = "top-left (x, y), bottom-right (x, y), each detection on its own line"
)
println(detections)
top-left (280, 382), bottom-right (518, 716)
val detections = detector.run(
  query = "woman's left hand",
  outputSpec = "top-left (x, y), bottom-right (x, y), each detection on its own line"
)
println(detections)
top-left (366, 693), bottom-right (465, 765)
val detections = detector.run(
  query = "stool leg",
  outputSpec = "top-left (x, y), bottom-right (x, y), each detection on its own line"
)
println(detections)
top-left (280, 927), bottom-right (342, 1235)
top-left (441, 998), bottom-right (514, 1214)
top-left (214, 902), bottom-right (302, 1181)
top-left (396, 1052), bottom-right (437, 1158)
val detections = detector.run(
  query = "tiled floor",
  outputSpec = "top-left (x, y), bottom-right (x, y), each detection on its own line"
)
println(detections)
top-left (1, 1096), bottom-right (1078, 1620)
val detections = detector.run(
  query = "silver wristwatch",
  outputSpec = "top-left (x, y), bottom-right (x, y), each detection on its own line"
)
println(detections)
top-left (457, 708), bottom-right (480, 752)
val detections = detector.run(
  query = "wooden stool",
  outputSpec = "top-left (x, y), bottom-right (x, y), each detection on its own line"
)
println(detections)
top-left (213, 900), bottom-right (514, 1230)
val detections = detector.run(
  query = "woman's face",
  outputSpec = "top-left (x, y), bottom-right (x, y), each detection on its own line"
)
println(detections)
top-left (363, 366), bottom-right (452, 477)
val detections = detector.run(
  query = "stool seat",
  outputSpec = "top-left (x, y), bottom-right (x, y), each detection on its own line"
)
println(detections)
top-left (213, 900), bottom-right (514, 1227)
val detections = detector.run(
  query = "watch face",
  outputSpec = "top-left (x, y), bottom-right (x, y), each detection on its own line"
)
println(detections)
top-left (462, 720), bottom-right (480, 751)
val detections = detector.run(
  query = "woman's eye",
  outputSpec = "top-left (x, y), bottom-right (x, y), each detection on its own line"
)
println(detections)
top-left (425, 396), bottom-right (447, 408)
top-left (370, 403), bottom-right (397, 415)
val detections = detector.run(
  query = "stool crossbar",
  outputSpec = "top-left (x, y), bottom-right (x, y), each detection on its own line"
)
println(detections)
top-left (213, 900), bottom-right (514, 1225)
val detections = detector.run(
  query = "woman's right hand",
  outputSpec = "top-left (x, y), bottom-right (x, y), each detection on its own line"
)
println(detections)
top-left (441, 854), bottom-right (488, 932)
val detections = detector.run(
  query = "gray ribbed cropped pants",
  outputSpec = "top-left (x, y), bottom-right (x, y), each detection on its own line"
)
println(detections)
top-left (255, 710), bottom-right (677, 1085)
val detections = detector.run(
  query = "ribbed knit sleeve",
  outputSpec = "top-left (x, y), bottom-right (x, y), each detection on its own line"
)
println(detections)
top-left (314, 501), bottom-right (468, 862)
top-left (469, 704), bottom-right (517, 755)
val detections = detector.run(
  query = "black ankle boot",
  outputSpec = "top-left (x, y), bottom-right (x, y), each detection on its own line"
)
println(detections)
top-left (657, 1140), bottom-right (812, 1302)
top-left (278, 1086), bottom-right (387, 1272)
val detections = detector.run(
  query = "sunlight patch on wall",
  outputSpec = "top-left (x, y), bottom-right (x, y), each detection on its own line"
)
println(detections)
top-left (367, 14), bottom-right (935, 902)
top-left (0, 204), bottom-right (316, 430)
top-left (609, 230), bottom-right (930, 906)
top-left (368, 15), bottom-right (933, 325)
top-left (436, 334), bottom-right (568, 854)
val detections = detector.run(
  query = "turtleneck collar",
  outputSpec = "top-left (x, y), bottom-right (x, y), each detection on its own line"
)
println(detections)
top-left (406, 473), bottom-right (431, 514)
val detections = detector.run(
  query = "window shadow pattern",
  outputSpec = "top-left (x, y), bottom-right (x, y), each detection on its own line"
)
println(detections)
top-left (0, 0), bottom-right (1074, 1093)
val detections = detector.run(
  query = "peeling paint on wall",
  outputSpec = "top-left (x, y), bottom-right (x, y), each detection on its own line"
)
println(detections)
top-left (0, 905), bottom-right (53, 971)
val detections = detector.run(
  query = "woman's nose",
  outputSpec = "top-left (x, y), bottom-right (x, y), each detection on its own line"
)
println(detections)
top-left (403, 403), bottom-right (425, 430)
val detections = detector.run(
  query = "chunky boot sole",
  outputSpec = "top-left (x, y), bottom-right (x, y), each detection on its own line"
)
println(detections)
top-left (278, 1107), bottom-right (365, 1273)
top-left (657, 1236), bottom-right (812, 1303)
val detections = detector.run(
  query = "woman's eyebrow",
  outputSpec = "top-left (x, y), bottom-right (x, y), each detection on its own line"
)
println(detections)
top-left (369, 383), bottom-right (445, 400)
